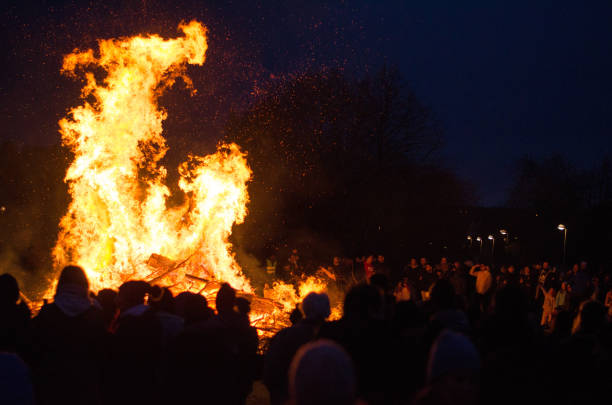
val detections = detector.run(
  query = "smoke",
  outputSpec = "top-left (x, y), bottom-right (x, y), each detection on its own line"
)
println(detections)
top-left (234, 246), bottom-right (267, 295)
top-left (0, 208), bottom-right (59, 302)
top-left (0, 142), bottom-right (70, 302)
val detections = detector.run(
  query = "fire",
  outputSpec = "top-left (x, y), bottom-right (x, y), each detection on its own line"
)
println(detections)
top-left (50, 20), bottom-right (342, 332)
top-left (266, 276), bottom-right (343, 319)
top-left (297, 276), bottom-right (328, 300)
top-left (53, 21), bottom-right (252, 293)
top-left (266, 281), bottom-right (300, 312)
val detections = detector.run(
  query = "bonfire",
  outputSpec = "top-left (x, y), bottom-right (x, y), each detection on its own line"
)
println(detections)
top-left (50, 20), bottom-right (338, 336)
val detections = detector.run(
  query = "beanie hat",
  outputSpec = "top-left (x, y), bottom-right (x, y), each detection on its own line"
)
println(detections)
top-left (302, 292), bottom-right (330, 321)
top-left (289, 339), bottom-right (356, 405)
top-left (427, 329), bottom-right (481, 382)
top-left (0, 353), bottom-right (35, 405)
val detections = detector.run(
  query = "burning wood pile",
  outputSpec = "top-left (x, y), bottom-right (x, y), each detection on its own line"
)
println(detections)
top-left (145, 254), bottom-right (291, 337)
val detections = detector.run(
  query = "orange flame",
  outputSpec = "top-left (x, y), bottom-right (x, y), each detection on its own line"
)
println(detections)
top-left (53, 21), bottom-right (252, 293)
top-left (266, 276), bottom-right (342, 319)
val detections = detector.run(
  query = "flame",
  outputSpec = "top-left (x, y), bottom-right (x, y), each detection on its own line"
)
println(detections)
top-left (298, 276), bottom-right (343, 319)
top-left (266, 281), bottom-right (300, 312)
top-left (53, 21), bottom-right (252, 293)
top-left (297, 276), bottom-right (328, 299)
top-left (266, 276), bottom-right (342, 319)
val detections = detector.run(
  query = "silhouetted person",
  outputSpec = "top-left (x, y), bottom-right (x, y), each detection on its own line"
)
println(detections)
top-left (28, 265), bottom-right (106, 405)
top-left (107, 280), bottom-right (162, 405)
top-left (174, 291), bottom-right (213, 326)
top-left (568, 263), bottom-right (591, 309)
top-left (393, 299), bottom-right (425, 332)
top-left (413, 330), bottom-right (481, 405)
top-left (391, 299), bottom-right (427, 398)
top-left (234, 296), bottom-right (262, 377)
top-left (289, 306), bottom-right (304, 325)
top-left (214, 282), bottom-right (243, 323)
top-left (421, 279), bottom-right (471, 399)
top-left (572, 299), bottom-right (606, 336)
top-left (449, 263), bottom-right (468, 304)
top-left (370, 273), bottom-right (395, 320)
top-left (550, 309), bottom-right (572, 341)
top-left (425, 280), bottom-right (470, 348)
top-left (0, 273), bottom-right (30, 353)
top-left (289, 340), bottom-right (358, 405)
top-left (318, 284), bottom-right (395, 405)
top-left (95, 288), bottom-right (117, 331)
top-left (264, 292), bottom-right (331, 405)
top-left (363, 255), bottom-right (375, 282)
top-left (149, 285), bottom-right (184, 346)
top-left (162, 283), bottom-right (258, 405)
top-left (479, 285), bottom-right (540, 405)
top-left (551, 300), bottom-right (610, 404)
top-left (373, 254), bottom-right (390, 278)
top-left (330, 256), bottom-right (351, 292)
top-left (0, 352), bottom-right (36, 405)
top-left (235, 296), bottom-right (251, 317)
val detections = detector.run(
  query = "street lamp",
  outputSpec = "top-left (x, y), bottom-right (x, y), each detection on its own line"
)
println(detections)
top-left (488, 234), bottom-right (495, 256)
top-left (476, 236), bottom-right (482, 256)
top-left (558, 224), bottom-right (567, 268)
top-left (466, 235), bottom-right (473, 248)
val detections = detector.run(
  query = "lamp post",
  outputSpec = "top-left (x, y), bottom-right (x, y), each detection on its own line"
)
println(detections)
top-left (476, 236), bottom-right (482, 256)
top-left (558, 224), bottom-right (567, 268)
top-left (467, 235), bottom-right (473, 248)
top-left (488, 234), bottom-right (495, 256)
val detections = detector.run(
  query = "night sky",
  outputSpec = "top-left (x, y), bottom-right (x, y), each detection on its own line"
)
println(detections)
top-left (2, 1), bottom-right (611, 206)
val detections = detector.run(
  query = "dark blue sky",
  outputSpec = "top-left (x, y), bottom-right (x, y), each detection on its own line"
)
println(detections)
top-left (331, 1), bottom-right (612, 205)
top-left (381, 2), bottom-right (612, 205)
top-left (2, 1), bottom-right (612, 206)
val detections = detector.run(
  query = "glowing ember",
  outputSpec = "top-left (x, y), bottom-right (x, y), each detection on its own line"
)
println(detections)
top-left (53, 21), bottom-right (252, 293)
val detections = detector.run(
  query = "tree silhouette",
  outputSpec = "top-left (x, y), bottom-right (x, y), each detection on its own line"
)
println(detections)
top-left (225, 67), bottom-right (471, 260)
top-left (506, 154), bottom-right (612, 265)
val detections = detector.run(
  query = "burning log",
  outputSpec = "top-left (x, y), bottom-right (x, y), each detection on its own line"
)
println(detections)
top-left (19, 291), bottom-right (33, 307)
top-left (146, 254), bottom-right (176, 274)
top-left (145, 254), bottom-right (291, 336)
top-left (184, 274), bottom-right (283, 311)
top-left (241, 293), bottom-right (284, 314)
top-left (146, 253), bottom-right (194, 284)
top-left (183, 272), bottom-right (291, 333)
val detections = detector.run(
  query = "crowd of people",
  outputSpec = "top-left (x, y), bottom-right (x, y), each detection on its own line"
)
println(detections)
top-left (1, 255), bottom-right (612, 405)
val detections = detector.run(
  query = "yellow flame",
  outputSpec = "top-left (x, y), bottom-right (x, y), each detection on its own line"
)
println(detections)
top-left (266, 281), bottom-right (299, 312)
top-left (53, 21), bottom-right (252, 293)
top-left (266, 276), bottom-right (342, 319)
top-left (297, 276), bottom-right (328, 299)
top-left (298, 276), bottom-right (342, 320)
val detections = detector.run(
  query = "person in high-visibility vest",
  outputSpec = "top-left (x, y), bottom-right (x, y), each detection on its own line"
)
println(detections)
top-left (265, 255), bottom-right (278, 277)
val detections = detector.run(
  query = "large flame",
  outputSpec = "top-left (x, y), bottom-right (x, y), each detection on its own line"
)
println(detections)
top-left (53, 21), bottom-right (252, 293)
